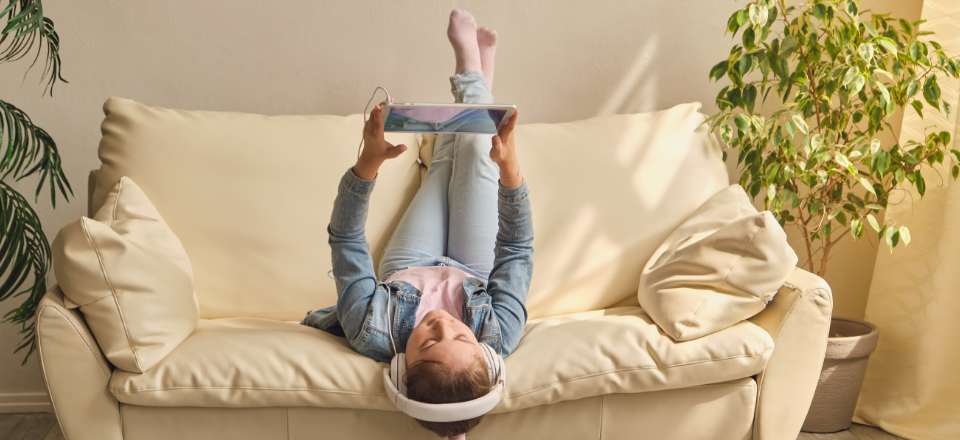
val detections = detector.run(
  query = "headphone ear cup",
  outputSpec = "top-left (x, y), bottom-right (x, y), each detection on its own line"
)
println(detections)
top-left (392, 354), bottom-right (408, 396)
top-left (480, 343), bottom-right (500, 384)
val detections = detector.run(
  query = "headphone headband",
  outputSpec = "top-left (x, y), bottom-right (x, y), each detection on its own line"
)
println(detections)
top-left (383, 343), bottom-right (506, 423)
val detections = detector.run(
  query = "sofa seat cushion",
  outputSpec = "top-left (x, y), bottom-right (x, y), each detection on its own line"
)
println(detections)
top-left (109, 307), bottom-right (774, 411)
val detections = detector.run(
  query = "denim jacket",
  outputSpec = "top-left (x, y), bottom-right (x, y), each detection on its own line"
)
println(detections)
top-left (301, 168), bottom-right (534, 363)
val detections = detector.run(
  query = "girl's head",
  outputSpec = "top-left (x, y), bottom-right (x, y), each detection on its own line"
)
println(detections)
top-left (404, 309), bottom-right (494, 437)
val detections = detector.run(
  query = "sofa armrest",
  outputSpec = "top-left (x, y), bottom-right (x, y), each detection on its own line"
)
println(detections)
top-left (37, 286), bottom-right (123, 440)
top-left (748, 267), bottom-right (833, 440)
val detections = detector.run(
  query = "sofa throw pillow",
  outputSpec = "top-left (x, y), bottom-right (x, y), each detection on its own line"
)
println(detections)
top-left (53, 176), bottom-right (198, 372)
top-left (637, 185), bottom-right (798, 341)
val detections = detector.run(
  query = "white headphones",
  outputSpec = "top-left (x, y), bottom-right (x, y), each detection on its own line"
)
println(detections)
top-left (382, 342), bottom-right (506, 423)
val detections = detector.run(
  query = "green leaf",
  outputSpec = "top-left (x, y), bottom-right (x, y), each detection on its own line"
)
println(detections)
top-left (899, 226), bottom-right (911, 245)
top-left (860, 177), bottom-right (877, 196)
top-left (813, 3), bottom-right (831, 20)
top-left (709, 60), bottom-right (728, 81)
top-left (748, 4), bottom-right (769, 27)
top-left (851, 218), bottom-right (864, 238)
top-left (735, 114), bottom-right (750, 133)
top-left (910, 41), bottom-right (928, 62)
top-left (884, 227), bottom-right (899, 248)
top-left (924, 76), bottom-right (942, 108)
top-left (877, 83), bottom-right (892, 111)
top-left (939, 131), bottom-right (952, 146)
top-left (0, 5), bottom-right (68, 96)
top-left (849, 74), bottom-right (866, 96)
top-left (842, 67), bottom-right (860, 88)
top-left (743, 27), bottom-right (757, 49)
top-left (858, 43), bottom-right (876, 62)
top-left (728, 9), bottom-right (749, 33)
top-left (876, 37), bottom-right (898, 57)
top-left (870, 139), bottom-right (881, 155)
top-left (905, 79), bottom-right (919, 99)
top-left (834, 152), bottom-right (853, 168)
top-left (846, 0), bottom-right (859, 16)
top-left (873, 69), bottom-right (894, 83)
top-left (836, 211), bottom-right (848, 226)
top-left (743, 84), bottom-right (758, 111)
top-left (912, 100), bottom-right (925, 117)
top-left (952, 164), bottom-right (959, 179)
top-left (915, 170), bottom-right (926, 196)
top-left (792, 114), bottom-right (809, 134)
top-left (737, 54), bottom-right (755, 77)
top-left (867, 213), bottom-right (881, 232)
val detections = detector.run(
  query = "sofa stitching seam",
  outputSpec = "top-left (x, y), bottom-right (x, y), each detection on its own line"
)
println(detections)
top-left (81, 218), bottom-right (145, 372)
top-left (598, 394), bottom-right (605, 440)
top-left (111, 384), bottom-right (391, 395)
top-left (112, 351), bottom-right (765, 397)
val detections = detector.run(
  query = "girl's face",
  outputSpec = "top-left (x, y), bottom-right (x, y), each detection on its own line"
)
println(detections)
top-left (405, 309), bottom-right (482, 371)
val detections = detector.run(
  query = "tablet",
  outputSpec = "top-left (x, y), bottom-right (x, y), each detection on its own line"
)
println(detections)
top-left (382, 103), bottom-right (517, 134)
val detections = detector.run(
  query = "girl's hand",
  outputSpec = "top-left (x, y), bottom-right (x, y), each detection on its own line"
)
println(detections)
top-left (354, 104), bottom-right (407, 180)
top-left (490, 110), bottom-right (522, 188)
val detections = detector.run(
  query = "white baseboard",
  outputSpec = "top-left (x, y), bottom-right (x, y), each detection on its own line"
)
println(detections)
top-left (0, 391), bottom-right (52, 413)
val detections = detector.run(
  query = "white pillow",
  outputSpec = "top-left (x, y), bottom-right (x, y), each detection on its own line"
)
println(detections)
top-left (53, 176), bottom-right (198, 372)
top-left (637, 185), bottom-right (798, 341)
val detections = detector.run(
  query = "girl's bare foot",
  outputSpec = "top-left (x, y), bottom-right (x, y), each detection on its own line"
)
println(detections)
top-left (447, 9), bottom-right (482, 74)
top-left (477, 26), bottom-right (497, 88)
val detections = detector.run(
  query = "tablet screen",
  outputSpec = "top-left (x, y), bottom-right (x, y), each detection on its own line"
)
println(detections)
top-left (384, 105), bottom-right (509, 134)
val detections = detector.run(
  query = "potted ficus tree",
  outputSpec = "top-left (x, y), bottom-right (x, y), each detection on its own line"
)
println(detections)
top-left (707, 0), bottom-right (959, 433)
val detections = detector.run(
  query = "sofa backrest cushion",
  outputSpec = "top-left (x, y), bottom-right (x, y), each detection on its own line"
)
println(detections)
top-left (638, 185), bottom-right (799, 341)
top-left (421, 103), bottom-right (729, 318)
top-left (92, 97), bottom-right (421, 320)
top-left (53, 176), bottom-right (198, 372)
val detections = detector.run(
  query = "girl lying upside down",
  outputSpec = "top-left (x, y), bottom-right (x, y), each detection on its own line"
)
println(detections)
top-left (302, 9), bottom-right (533, 440)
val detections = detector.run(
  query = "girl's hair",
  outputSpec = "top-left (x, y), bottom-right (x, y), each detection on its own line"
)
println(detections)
top-left (404, 356), bottom-right (493, 437)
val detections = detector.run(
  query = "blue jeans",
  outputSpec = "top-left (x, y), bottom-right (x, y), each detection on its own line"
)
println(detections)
top-left (378, 70), bottom-right (499, 281)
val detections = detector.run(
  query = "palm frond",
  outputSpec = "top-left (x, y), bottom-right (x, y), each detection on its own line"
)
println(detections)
top-left (0, 0), bottom-right (70, 363)
top-left (0, 0), bottom-right (67, 95)
top-left (0, 99), bottom-right (73, 206)
top-left (0, 180), bottom-right (50, 363)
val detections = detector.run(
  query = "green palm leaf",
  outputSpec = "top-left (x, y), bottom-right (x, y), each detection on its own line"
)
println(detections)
top-left (0, 180), bottom-right (50, 363)
top-left (1, 0), bottom-right (70, 362)
top-left (0, 99), bottom-right (73, 205)
top-left (1, 0), bottom-right (68, 95)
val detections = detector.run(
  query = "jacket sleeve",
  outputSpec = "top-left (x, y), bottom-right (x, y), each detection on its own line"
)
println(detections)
top-left (486, 180), bottom-right (534, 356)
top-left (328, 167), bottom-right (381, 345)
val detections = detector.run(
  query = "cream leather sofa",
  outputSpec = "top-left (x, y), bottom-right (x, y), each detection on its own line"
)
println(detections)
top-left (37, 97), bottom-right (832, 440)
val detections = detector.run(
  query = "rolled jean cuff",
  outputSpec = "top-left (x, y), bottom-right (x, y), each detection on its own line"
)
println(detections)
top-left (342, 167), bottom-right (376, 197)
top-left (450, 71), bottom-right (494, 104)
top-left (498, 179), bottom-right (529, 203)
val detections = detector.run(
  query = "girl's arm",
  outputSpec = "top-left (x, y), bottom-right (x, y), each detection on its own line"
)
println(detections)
top-left (485, 180), bottom-right (534, 356)
top-left (329, 106), bottom-right (407, 344)
top-left (485, 111), bottom-right (534, 355)
top-left (327, 167), bottom-right (380, 344)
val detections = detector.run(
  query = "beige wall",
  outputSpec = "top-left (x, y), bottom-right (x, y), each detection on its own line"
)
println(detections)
top-left (0, 0), bottom-right (921, 408)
